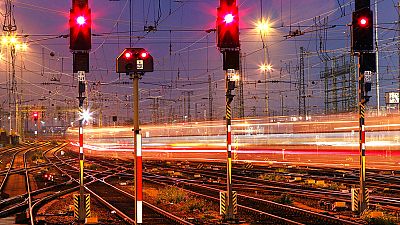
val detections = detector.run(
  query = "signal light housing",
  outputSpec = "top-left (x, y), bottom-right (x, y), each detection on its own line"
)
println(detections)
top-left (70, 4), bottom-right (91, 51)
top-left (352, 8), bottom-right (373, 52)
top-left (116, 48), bottom-right (154, 74)
top-left (217, 1), bottom-right (239, 49)
top-left (33, 112), bottom-right (38, 121)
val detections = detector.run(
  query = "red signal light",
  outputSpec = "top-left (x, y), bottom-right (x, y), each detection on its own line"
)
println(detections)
top-left (352, 8), bottom-right (373, 52)
top-left (125, 52), bottom-right (132, 59)
top-left (216, 1), bottom-right (239, 49)
top-left (224, 13), bottom-right (234, 24)
top-left (76, 16), bottom-right (86, 26)
top-left (358, 17), bottom-right (368, 27)
top-left (69, 4), bottom-right (91, 51)
top-left (140, 52), bottom-right (148, 59)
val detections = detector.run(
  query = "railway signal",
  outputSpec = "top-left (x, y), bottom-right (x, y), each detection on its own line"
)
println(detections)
top-left (116, 48), bottom-right (154, 74)
top-left (217, 0), bottom-right (240, 223)
top-left (352, 8), bottom-right (373, 52)
top-left (70, 0), bottom-right (91, 51)
top-left (217, 0), bottom-right (239, 49)
top-left (33, 112), bottom-right (38, 121)
top-left (33, 112), bottom-right (38, 137)
top-left (351, 0), bottom-right (373, 215)
top-left (116, 47), bottom-right (154, 224)
top-left (70, 0), bottom-right (92, 222)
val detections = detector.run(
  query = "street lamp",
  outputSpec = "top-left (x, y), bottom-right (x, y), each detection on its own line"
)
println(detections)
top-left (256, 18), bottom-right (271, 36)
top-left (1, 34), bottom-right (28, 143)
top-left (255, 18), bottom-right (273, 117)
top-left (259, 63), bottom-right (273, 72)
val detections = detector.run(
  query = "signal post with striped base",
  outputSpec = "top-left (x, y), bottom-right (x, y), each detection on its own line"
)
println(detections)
top-left (216, 0), bottom-right (241, 221)
top-left (74, 194), bottom-right (91, 219)
top-left (131, 73), bottom-right (143, 224)
top-left (116, 48), bottom-right (154, 225)
top-left (225, 76), bottom-right (235, 221)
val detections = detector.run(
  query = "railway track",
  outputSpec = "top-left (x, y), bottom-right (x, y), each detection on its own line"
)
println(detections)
top-left (143, 172), bottom-right (360, 225)
top-left (87, 180), bottom-right (194, 225)
top-left (145, 161), bottom-right (400, 210)
top-left (29, 145), bottom-right (194, 225)
top-left (101, 159), bottom-right (360, 224)
top-left (0, 143), bottom-right (77, 220)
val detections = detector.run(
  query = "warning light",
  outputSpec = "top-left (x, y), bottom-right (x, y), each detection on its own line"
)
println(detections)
top-left (116, 48), bottom-right (154, 73)
top-left (33, 112), bottom-right (38, 121)
top-left (224, 14), bottom-right (234, 24)
top-left (359, 17), bottom-right (368, 27)
top-left (140, 52), bottom-right (148, 59)
top-left (69, 2), bottom-right (91, 50)
top-left (125, 52), bottom-right (132, 59)
top-left (76, 16), bottom-right (86, 26)
top-left (216, 1), bottom-right (239, 49)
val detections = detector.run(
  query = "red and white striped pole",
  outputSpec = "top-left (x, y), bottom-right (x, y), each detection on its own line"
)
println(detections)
top-left (77, 71), bottom-right (86, 222)
top-left (225, 70), bottom-right (234, 221)
top-left (132, 73), bottom-right (142, 224)
top-left (136, 133), bottom-right (143, 223)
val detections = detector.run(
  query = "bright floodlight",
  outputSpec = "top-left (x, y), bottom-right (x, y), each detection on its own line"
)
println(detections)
top-left (76, 16), bottom-right (86, 26)
top-left (79, 108), bottom-right (93, 124)
top-left (224, 13), bottom-right (234, 24)
top-left (256, 19), bottom-right (271, 35)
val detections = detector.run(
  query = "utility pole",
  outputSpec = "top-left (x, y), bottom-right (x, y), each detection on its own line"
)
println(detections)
top-left (375, 0), bottom-right (380, 115)
top-left (188, 91), bottom-right (192, 122)
top-left (3, 0), bottom-right (18, 143)
top-left (398, 1), bottom-right (400, 112)
top-left (299, 47), bottom-right (306, 117)
top-left (237, 52), bottom-right (245, 118)
top-left (182, 91), bottom-right (193, 122)
top-left (208, 74), bottom-right (213, 120)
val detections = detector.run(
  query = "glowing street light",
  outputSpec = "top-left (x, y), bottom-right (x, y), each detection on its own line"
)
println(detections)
top-left (259, 63), bottom-right (273, 72)
top-left (0, 34), bottom-right (28, 51)
top-left (256, 18), bottom-right (271, 35)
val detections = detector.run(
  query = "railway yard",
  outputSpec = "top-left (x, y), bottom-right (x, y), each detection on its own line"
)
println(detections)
top-left (0, 142), bottom-right (399, 224)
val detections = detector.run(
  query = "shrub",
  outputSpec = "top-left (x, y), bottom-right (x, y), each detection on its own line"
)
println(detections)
top-left (276, 194), bottom-right (292, 205)
top-left (156, 186), bottom-right (186, 204)
top-left (362, 211), bottom-right (397, 225)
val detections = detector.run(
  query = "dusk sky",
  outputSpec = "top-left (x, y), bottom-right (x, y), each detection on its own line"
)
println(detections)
top-left (0, 0), bottom-right (399, 124)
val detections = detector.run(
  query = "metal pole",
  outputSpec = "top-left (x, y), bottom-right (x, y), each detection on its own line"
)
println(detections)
top-left (358, 56), bottom-right (367, 214)
top-left (225, 71), bottom-right (234, 221)
top-left (398, 1), bottom-right (400, 113)
top-left (129, 0), bottom-right (132, 47)
top-left (375, 0), bottom-right (380, 115)
top-left (78, 71), bottom-right (86, 223)
top-left (131, 73), bottom-right (142, 224)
